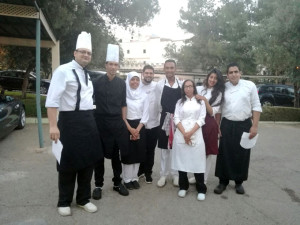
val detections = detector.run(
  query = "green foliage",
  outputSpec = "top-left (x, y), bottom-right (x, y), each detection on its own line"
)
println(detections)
top-left (5, 91), bottom-right (47, 117)
top-left (260, 106), bottom-right (300, 121)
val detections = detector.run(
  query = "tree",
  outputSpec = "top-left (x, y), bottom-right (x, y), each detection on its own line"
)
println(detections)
top-left (248, 0), bottom-right (300, 107)
top-left (175, 0), bottom-right (257, 74)
top-left (2, 0), bottom-right (160, 98)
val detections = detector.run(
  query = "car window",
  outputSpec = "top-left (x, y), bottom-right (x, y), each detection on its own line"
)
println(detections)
top-left (288, 88), bottom-right (294, 95)
top-left (275, 87), bottom-right (282, 93)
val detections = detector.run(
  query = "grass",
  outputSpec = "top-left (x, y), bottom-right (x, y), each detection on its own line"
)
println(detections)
top-left (5, 91), bottom-right (47, 117)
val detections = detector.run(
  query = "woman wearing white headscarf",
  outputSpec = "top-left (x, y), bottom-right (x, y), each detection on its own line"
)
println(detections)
top-left (122, 71), bottom-right (149, 190)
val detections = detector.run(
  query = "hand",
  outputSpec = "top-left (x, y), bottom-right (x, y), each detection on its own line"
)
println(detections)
top-left (249, 126), bottom-right (258, 139)
top-left (195, 94), bottom-right (206, 102)
top-left (218, 127), bottom-right (222, 138)
top-left (49, 126), bottom-right (60, 143)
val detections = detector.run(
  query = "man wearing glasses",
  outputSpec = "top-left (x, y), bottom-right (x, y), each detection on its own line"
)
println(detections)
top-left (46, 32), bottom-right (103, 216)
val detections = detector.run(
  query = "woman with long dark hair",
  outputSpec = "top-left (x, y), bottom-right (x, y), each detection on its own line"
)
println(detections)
top-left (171, 79), bottom-right (207, 201)
top-left (189, 69), bottom-right (225, 185)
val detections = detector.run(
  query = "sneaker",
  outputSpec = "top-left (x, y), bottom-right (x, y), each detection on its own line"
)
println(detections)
top-left (173, 176), bottom-right (179, 187)
top-left (113, 183), bottom-right (129, 196)
top-left (214, 184), bottom-right (227, 194)
top-left (188, 177), bottom-right (196, 184)
top-left (124, 182), bottom-right (134, 190)
top-left (197, 193), bottom-right (205, 201)
top-left (145, 175), bottom-right (153, 184)
top-left (235, 184), bottom-right (245, 194)
top-left (92, 187), bottom-right (102, 200)
top-left (58, 207), bottom-right (71, 216)
top-left (138, 173), bottom-right (145, 179)
top-left (77, 202), bottom-right (97, 213)
top-left (178, 190), bottom-right (187, 198)
top-left (132, 180), bottom-right (140, 189)
top-left (157, 176), bottom-right (166, 187)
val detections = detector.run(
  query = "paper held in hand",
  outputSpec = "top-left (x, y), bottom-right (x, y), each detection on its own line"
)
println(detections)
top-left (240, 132), bottom-right (259, 149)
top-left (52, 140), bottom-right (63, 164)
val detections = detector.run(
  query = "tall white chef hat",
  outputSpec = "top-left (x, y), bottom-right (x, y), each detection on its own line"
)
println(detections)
top-left (76, 31), bottom-right (92, 52)
top-left (106, 44), bottom-right (119, 63)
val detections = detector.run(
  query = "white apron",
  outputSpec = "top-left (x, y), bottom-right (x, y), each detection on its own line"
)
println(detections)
top-left (171, 100), bottom-right (206, 173)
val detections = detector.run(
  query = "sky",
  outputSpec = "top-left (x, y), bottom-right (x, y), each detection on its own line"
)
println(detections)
top-left (113, 0), bottom-right (191, 41)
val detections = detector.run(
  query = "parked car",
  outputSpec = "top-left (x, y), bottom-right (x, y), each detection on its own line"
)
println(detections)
top-left (0, 95), bottom-right (25, 139)
top-left (0, 70), bottom-right (50, 94)
top-left (87, 70), bottom-right (106, 81)
top-left (257, 84), bottom-right (295, 107)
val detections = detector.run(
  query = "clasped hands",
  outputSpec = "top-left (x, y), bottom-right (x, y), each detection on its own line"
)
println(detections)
top-left (129, 127), bottom-right (140, 141)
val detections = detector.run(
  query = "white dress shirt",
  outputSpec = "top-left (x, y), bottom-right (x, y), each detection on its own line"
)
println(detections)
top-left (220, 79), bottom-right (262, 121)
top-left (45, 60), bottom-right (94, 111)
top-left (197, 86), bottom-right (222, 117)
top-left (140, 81), bottom-right (160, 129)
top-left (126, 95), bottom-right (149, 124)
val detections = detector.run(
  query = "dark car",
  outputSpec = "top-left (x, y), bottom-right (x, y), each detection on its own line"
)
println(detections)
top-left (0, 70), bottom-right (50, 94)
top-left (87, 70), bottom-right (106, 81)
top-left (257, 84), bottom-right (295, 107)
top-left (0, 95), bottom-right (25, 139)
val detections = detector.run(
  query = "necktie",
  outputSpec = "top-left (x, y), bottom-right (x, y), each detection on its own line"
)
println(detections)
top-left (83, 69), bottom-right (88, 86)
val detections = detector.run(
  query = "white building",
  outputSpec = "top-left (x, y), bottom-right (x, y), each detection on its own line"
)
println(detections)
top-left (120, 34), bottom-right (185, 70)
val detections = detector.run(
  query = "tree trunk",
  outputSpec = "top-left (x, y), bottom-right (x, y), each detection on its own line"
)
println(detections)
top-left (21, 62), bottom-right (35, 99)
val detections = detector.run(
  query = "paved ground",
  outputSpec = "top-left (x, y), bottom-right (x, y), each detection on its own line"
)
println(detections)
top-left (0, 123), bottom-right (299, 225)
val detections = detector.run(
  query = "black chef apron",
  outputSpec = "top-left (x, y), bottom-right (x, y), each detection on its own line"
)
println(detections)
top-left (122, 119), bottom-right (146, 164)
top-left (215, 117), bottom-right (252, 181)
top-left (57, 69), bottom-right (103, 172)
top-left (157, 80), bottom-right (181, 149)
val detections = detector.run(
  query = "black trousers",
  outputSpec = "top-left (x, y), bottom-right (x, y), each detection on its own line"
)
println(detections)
top-left (94, 142), bottom-right (122, 187)
top-left (138, 126), bottom-right (159, 176)
top-left (179, 171), bottom-right (207, 194)
top-left (57, 165), bottom-right (93, 207)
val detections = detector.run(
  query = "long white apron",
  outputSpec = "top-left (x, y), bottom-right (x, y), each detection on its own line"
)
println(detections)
top-left (171, 100), bottom-right (206, 173)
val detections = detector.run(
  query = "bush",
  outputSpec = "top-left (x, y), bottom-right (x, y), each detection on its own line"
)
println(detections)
top-left (260, 106), bottom-right (300, 121)
top-left (5, 91), bottom-right (47, 117)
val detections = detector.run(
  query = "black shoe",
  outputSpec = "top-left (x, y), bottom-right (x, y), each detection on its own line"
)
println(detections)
top-left (124, 182), bottom-right (134, 190)
top-left (113, 183), bottom-right (129, 196)
top-left (92, 187), bottom-right (102, 200)
top-left (235, 184), bottom-right (245, 194)
top-left (145, 175), bottom-right (153, 184)
top-left (131, 180), bottom-right (140, 189)
top-left (214, 184), bottom-right (226, 194)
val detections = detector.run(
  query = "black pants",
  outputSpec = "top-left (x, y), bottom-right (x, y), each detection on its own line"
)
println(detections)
top-left (219, 179), bottom-right (243, 186)
top-left (57, 165), bottom-right (93, 207)
top-left (138, 126), bottom-right (159, 176)
top-left (94, 142), bottom-right (122, 187)
top-left (179, 171), bottom-right (207, 194)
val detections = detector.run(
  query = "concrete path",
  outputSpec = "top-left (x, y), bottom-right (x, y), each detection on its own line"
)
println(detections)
top-left (0, 123), bottom-right (299, 225)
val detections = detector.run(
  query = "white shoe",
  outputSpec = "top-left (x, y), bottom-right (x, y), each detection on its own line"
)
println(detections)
top-left (173, 176), bottom-right (179, 187)
top-left (197, 193), bottom-right (205, 201)
top-left (58, 207), bottom-right (71, 216)
top-left (188, 177), bottom-right (196, 184)
top-left (157, 176), bottom-right (166, 187)
top-left (178, 190), bottom-right (187, 198)
top-left (77, 202), bottom-right (97, 213)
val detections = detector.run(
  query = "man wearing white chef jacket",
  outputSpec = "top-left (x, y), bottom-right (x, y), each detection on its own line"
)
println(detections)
top-left (46, 31), bottom-right (103, 216)
top-left (214, 62), bottom-right (262, 195)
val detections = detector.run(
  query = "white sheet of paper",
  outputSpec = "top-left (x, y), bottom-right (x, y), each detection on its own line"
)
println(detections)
top-left (240, 132), bottom-right (259, 149)
top-left (52, 140), bottom-right (63, 164)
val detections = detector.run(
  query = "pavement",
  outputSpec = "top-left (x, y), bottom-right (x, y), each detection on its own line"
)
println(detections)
top-left (0, 122), bottom-right (299, 225)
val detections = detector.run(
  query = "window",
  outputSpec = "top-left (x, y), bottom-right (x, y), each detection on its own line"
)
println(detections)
top-left (127, 50), bottom-right (130, 54)
top-left (143, 49), bottom-right (146, 54)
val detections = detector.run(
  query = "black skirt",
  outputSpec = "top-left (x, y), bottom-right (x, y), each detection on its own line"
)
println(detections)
top-left (122, 119), bottom-right (146, 164)
top-left (215, 118), bottom-right (252, 181)
top-left (57, 110), bottom-right (103, 172)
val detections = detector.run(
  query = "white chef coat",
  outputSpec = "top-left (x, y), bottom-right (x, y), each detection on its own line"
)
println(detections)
top-left (45, 60), bottom-right (94, 111)
top-left (171, 96), bottom-right (206, 173)
top-left (197, 86), bottom-right (222, 117)
top-left (126, 94), bottom-right (149, 124)
top-left (140, 81), bottom-right (160, 129)
top-left (220, 80), bottom-right (262, 121)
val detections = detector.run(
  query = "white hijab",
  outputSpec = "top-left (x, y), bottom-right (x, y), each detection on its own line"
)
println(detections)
top-left (126, 71), bottom-right (143, 100)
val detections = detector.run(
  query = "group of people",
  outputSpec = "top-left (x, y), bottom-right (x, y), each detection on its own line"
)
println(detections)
top-left (45, 31), bottom-right (262, 216)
